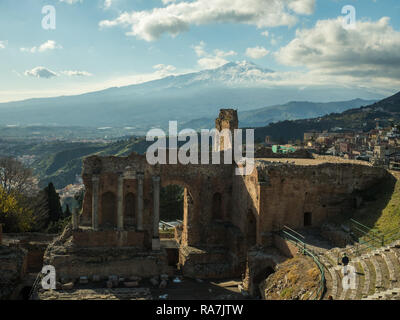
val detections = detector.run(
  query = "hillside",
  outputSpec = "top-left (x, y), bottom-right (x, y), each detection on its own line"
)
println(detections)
top-left (182, 99), bottom-right (376, 129)
top-left (17, 139), bottom-right (152, 189)
top-left (254, 91), bottom-right (400, 143)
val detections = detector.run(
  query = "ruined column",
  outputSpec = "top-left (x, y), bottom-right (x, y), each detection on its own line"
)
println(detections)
top-left (137, 173), bottom-right (144, 231)
top-left (92, 175), bottom-right (100, 231)
top-left (117, 174), bottom-right (124, 231)
top-left (152, 176), bottom-right (161, 250)
top-left (72, 208), bottom-right (79, 231)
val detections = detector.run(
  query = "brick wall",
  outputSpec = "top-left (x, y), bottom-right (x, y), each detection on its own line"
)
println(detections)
top-left (73, 230), bottom-right (146, 248)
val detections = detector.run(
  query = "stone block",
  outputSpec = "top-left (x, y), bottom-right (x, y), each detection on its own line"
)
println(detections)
top-left (152, 238), bottom-right (161, 251)
top-left (124, 281), bottom-right (139, 288)
top-left (62, 282), bottom-right (74, 290)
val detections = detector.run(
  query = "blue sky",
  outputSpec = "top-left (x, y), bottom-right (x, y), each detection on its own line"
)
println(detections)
top-left (0, 0), bottom-right (400, 102)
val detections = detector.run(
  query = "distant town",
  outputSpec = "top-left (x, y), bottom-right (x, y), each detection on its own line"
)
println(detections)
top-left (265, 123), bottom-right (400, 171)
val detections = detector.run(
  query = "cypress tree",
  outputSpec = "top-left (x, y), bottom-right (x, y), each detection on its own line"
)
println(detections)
top-left (45, 183), bottom-right (63, 222)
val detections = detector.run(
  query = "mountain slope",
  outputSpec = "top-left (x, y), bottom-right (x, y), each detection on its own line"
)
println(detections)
top-left (253, 91), bottom-right (400, 143)
top-left (182, 99), bottom-right (376, 129)
top-left (0, 61), bottom-right (383, 133)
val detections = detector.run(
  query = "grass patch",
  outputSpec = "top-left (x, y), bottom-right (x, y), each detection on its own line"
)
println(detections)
top-left (280, 287), bottom-right (293, 298)
top-left (354, 172), bottom-right (400, 243)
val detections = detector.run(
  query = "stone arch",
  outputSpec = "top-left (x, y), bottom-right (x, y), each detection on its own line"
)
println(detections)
top-left (212, 192), bottom-right (223, 220)
top-left (101, 192), bottom-right (117, 227)
top-left (124, 192), bottom-right (136, 226)
top-left (160, 177), bottom-right (197, 246)
top-left (247, 209), bottom-right (257, 247)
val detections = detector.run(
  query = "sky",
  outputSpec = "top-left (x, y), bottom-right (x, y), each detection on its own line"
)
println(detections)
top-left (0, 0), bottom-right (400, 102)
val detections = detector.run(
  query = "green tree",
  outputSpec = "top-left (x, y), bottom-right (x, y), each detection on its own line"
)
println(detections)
top-left (0, 187), bottom-right (34, 232)
top-left (160, 185), bottom-right (184, 221)
top-left (45, 183), bottom-right (63, 222)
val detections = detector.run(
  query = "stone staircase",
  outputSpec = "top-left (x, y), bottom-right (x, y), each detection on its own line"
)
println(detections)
top-left (312, 240), bottom-right (400, 300)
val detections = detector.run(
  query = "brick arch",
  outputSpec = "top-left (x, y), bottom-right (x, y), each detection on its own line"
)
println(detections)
top-left (160, 177), bottom-right (198, 246)
top-left (101, 192), bottom-right (117, 228)
top-left (160, 177), bottom-right (199, 208)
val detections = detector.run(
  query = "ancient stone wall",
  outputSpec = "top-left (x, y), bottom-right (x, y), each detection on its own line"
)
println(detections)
top-left (255, 147), bottom-right (313, 159)
top-left (0, 246), bottom-right (28, 299)
top-left (255, 162), bottom-right (388, 243)
top-left (73, 230), bottom-right (146, 248)
top-left (80, 151), bottom-right (234, 249)
top-left (71, 109), bottom-right (391, 281)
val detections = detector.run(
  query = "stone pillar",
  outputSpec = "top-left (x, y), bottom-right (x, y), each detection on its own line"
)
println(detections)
top-left (72, 208), bottom-right (79, 231)
top-left (117, 174), bottom-right (124, 231)
top-left (137, 173), bottom-right (144, 231)
top-left (92, 175), bottom-right (100, 231)
top-left (152, 176), bottom-right (161, 250)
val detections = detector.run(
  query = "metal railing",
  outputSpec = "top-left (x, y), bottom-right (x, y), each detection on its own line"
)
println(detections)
top-left (350, 219), bottom-right (400, 249)
top-left (28, 272), bottom-right (42, 300)
top-left (278, 226), bottom-right (326, 300)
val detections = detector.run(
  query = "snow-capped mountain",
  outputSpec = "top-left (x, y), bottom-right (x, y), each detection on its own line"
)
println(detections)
top-left (187, 61), bottom-right (274, 85)
top-left (112, 60), bottom-right (274, 94)
top-left (0, 61), bottom-right (383, 133)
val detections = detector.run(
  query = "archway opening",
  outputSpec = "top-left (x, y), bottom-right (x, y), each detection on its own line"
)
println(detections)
top-left (247, 209), bottom-right (257, 247)
top-left (101, 192), bottom-right (117, 227)
top-left (212, 192), bottom-right (223, 220)
top-left (160, 184), bottom-right (186, 269)
top-left (253, 266), bottom-right (275, 298)
top-left (124, 192), bottom-right (136, 227)
top-left (304, 212), bottom-right (312, 227)
top-left (160, 185), bottom-right (184, 222)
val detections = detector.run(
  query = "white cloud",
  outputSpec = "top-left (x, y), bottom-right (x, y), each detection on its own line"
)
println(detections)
top-left (20, 40), bottom-right (62, 53)
top-left (61, 70), bottom-right (93, 77)
top-left (276, 17), bottom-right (400, 80)
top-left (193, 41), bottom-right (207, 57)
top-left (152, 64), bottom-right (177, 77)
top-left (245, 46), bottom-right (269, 59)
top-left (0, 41), bottom-right (7, 49)
top-left (197, 56), bottom-right (231, 69)
top-left (153, 64), bottom-right (176, 72)
top-left (287, 0), bottom-right (315, 15)
top-left (193, 41), bottom-right (237, 69)
top-left (24, 67), bottom-right (58, 79)
top-left (103, 0), bottom-right (114, 9)
top-left (261, 31), bottom-right (269, 38)
top-left (99, 0), bottom-right (316, 41)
